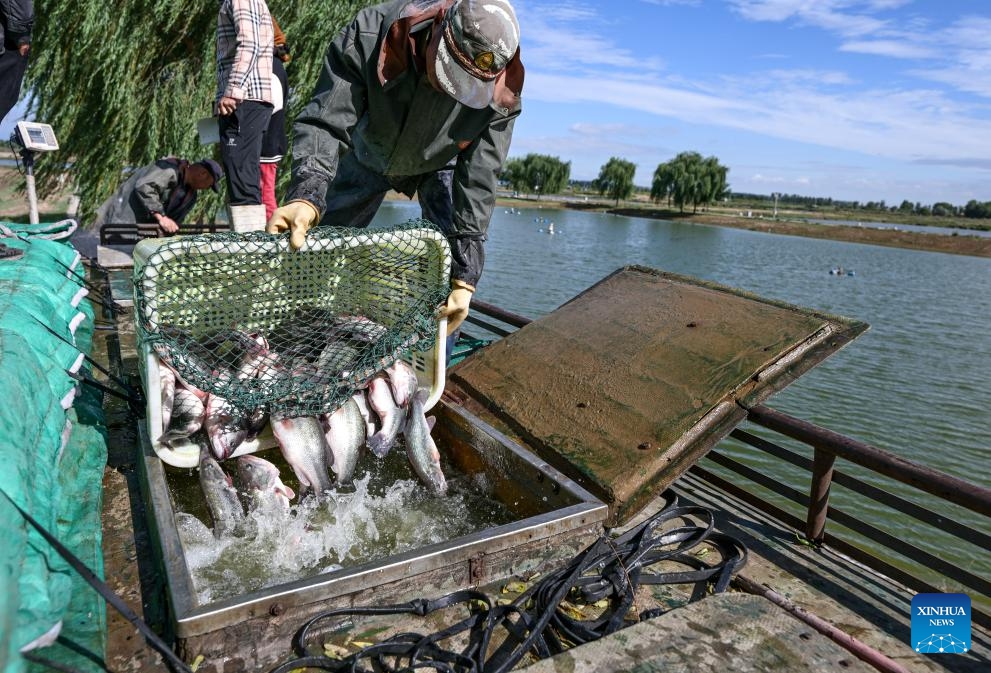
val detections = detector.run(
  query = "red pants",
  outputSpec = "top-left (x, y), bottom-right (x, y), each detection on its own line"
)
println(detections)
top-left (260, 163), bottom-right (278, 220)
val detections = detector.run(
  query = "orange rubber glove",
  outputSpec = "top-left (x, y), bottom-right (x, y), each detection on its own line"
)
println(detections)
top-left (266, 200), bottom-right (320, 250)
top-left (437, 279), bottom-right (475, 336)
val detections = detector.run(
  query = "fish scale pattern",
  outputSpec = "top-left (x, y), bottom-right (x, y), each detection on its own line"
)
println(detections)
top-left (133, 220), bottom-right (450, 418)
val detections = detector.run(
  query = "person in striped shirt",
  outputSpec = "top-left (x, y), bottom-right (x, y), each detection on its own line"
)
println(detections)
top-left (215, 0), bottom-right (273, 232)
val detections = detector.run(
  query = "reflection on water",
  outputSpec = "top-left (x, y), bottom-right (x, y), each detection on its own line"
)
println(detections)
top-left (170, 443), bottom-right (514, 604)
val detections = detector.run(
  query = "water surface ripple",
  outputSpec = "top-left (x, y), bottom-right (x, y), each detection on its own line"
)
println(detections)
top-left (375, 202), bottom-right (990, 582)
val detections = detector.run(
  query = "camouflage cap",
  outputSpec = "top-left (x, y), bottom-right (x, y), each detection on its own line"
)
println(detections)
top-left (434, 0), bottom-right (520, 109)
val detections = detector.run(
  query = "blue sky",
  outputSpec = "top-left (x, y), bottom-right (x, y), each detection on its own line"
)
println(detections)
top-left (510, 0), bottom-right (991, 206)
top-left (4, 0), bottom-right (989, 207)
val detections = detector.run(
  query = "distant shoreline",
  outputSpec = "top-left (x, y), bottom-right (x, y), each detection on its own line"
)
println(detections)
top-left (615, 208), bottom-right (991, 259)
top-left (482, 195), bottom-right (991, 259)
top-left (4, 172), bottom-right (988, 259)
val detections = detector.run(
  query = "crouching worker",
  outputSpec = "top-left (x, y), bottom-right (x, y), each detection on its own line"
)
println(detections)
top-left (266, 0), bottom-right (524, 339)
top-left (93, 157), bottom-right (224, 234)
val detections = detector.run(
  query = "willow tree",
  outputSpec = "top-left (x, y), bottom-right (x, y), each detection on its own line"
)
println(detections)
top-left (26, 0), bottom-right (378, 226)
top-left (652, 151), bottom-right (728, 213)
top-left (594, 157), bottom-right (636, 206)
top-left (500, 153), bottom-right (570, 197)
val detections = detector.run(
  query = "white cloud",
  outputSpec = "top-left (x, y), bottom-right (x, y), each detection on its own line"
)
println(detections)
top-left (727, 0), bottom-right (891, 37)
top-left (904, 15), bottom-right (991, 97)
top-left (529, 1), bottom-right (598, 22)
top-left (761, 69), bottom-right (855, 86)
top-left (749, 173), bottom-right (811, 186)
top-left (908, 66), bottom-right (991, 99)
top-left (518, 3), bottom-right (991, 162)
top-left (729, 0), bottom-right (991, 89)
top-left (511, 2), bottom-right (991, 202)
top-left (512, 122), bottom-right (672, 161)
top-left (518, 2), bottom-right (666, 73)
top-left (639, 0), bottom-right (701, 6)
top-left (839, 40), bottom-right (935, 59)
top-left (524, 70), bottom-right (991, 166)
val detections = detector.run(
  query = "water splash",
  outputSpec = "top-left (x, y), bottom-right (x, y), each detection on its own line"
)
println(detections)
top-left (175, 459), bottom-right (514, 604)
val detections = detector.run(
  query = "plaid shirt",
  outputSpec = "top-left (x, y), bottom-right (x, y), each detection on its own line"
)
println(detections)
top-left (215, 0), bottom-right (273, 106)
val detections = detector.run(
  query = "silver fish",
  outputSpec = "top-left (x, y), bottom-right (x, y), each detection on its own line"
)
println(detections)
top-left (198, 444), bottom-right (245, 537)
top-left (366, 373), bottom-right (405, 458)
top-left (351, 389), bottom-right (377, 439)
top-left (160, 386), bottom-right (205, 446)
top-left (156, 327), bottom-right (224, 383)
top-left (288, 344), bottom-right (358, 388)
top-left (235, 332), bottom-right (271, 380)
top-left (277, 306), bottom-right (333, 350)
top-left (403, 390), bottom-right (447, 496)
top-left (270, 414), bottom-right (334, 497)
top-left (314, 342), bottom-right (359, 381)
top-left (385, 359), bottom-right (419, 410)
top-left (204, 392), bottom-right (249, 460)
top-left (331, 315), bottom-right (389, 343)
top-left (246, 407), bottom-right (269, 440)
top-left (158, 358), bottom-right (177, 434)
top-left (321, 397), bottom-right (366, 485)
top-left (237, 454), bottom-right (295, 513)
top-left (253, 350), bottom-right (288, 398)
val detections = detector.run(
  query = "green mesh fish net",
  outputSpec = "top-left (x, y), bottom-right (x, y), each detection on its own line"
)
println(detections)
top-left (133, 219), bottom-right (450, 418)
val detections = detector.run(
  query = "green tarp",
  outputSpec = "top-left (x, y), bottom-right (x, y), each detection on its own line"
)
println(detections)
top-left (0, 227), bottom-right (108, 673)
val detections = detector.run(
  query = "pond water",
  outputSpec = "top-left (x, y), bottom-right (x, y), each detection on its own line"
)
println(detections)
top-left (374, 199), bottom-right (991, 584)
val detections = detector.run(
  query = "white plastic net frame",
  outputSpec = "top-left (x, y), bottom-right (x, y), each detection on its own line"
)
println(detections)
top-left (132, 221), bottom-right (451, 417)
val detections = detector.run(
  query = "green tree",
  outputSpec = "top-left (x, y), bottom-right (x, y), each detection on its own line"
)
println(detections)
top-left (500, 154), bottom-right (570, 198)
top-left (27, 0), bottom-right (380, 226)
top-left (963, 200), bottom-right (991, 218)
top-left (594, 157), bottom-right (636, 206)
top-left (700, 155), bottom-right (728, 211)
top-left (650, 162), bottom-right (675, 206)
top-left (932, 202), bottom-right (956, 217)
top-left (500, 157), bottom-right (526, 194)
top-left (651, 151), bottom-right (730, 213)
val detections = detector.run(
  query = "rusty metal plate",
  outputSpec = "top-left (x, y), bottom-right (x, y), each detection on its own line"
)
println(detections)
top-left (451, 265), bottom-right (868, 525)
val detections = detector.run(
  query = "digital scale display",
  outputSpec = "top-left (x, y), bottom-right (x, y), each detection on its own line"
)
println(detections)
top-left (15, 122), bottom-right (59, 152)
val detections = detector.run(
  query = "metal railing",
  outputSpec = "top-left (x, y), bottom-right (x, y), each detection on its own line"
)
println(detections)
top-left (694, 405), bottom-right (991, 628)
top-left (465, 300), bottom-right (991, 629)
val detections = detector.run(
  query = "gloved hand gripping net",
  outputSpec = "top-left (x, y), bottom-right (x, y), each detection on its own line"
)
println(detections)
top-left (133, 220), bottom-right (451, 418)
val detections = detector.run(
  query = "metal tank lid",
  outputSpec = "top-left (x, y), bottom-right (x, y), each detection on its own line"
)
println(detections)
top-left (450, 265), bottom-right (869, 526)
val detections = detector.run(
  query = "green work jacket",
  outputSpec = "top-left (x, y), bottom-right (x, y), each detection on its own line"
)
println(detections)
top-left (93, 159), bottom-right (197, 227)
top-left (287, 0), bottom-right (524, 285)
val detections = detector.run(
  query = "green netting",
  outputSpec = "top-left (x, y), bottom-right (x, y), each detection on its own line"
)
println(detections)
top-left (0, 238), bottom-right (91, 408)
top-left (0, 233), bottom-right (106, 673)
top-left (132, 219), bottom-right (451, 418)
top-left (0, 219), bottom-right (78, 242)
top-left (449, 334), bottom-right (491, 366)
